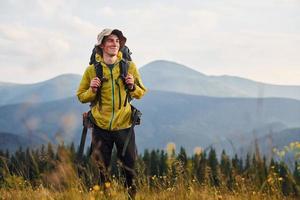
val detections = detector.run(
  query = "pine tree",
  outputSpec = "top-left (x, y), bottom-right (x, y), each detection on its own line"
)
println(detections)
top-left (220, 150), bottom-right (230, 177)
top-left (279, 162), bottom-right (294, 196)
top-left (262, 156), bottom-right (268, 182)
top-left (177, 147), bottom-right (188, 169)
top-left (45, 143), bottom-right (55, 172)
top-left (69, 142), bottom-right (76, 162)
top-left (192, 152), bottom-right (201, 181)
top-left (220, 150), bottom-right (234, 190)
top-left (38, 144), bottom-right (47, 173)
top-left (159, 150), bottom-right (168, 176)
top-left (26, 148), bottom-right (40, 181)
top-left (143, 149), bottom-right (150, 176)
top-left (208, 148), bottom-right (220, 187)
top-left (196, 151), bottom-right (207, 184)
top-left (150, 149), bottom-right (159, 176)
top-left (293, 161), bottom-right (300, 186)
top-left (244, 153), bottom-right (251, 173)
top-left (0, 150), bottom-right (8, 183)
top-left (47, 143), bottom-right (55, 160)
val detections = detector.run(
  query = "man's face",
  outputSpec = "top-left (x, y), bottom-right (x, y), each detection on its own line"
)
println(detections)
top-left (100, 34), bottom-right (120, 57)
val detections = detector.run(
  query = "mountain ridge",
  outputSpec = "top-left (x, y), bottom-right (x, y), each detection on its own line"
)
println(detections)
top-left (1, 90), bottom-right (300, 154)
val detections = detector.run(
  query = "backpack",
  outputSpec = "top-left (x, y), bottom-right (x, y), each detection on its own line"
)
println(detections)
top-left (89, 45), bottom-right (133, 108)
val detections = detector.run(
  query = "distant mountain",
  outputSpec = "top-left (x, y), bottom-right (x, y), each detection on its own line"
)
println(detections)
top-left (134, 91), bottom-right (300, 154)
top-left (241, 127), bottom-right (300, 157)
top-left (0, 73), bottom-right (82, 106)
top-left (0, 132), bottom-right (44, 152)
top-left (1, 60), bottom-right (300, 155)
top-left (232, 127), bottom-right (300, 169)
top-left (1, 91), bottom-right (300, 154)
top-left (0, 60), bottom-right (300, 108)
top-left (140, 60), bottom-right (300, 100)
top-left (0, 97), bottom-right (88, 145)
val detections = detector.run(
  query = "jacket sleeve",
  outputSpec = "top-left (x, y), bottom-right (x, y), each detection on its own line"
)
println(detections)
top-left (129, 62), bottom-right (147, 99)
top-left (76, 67), bottom-right (97, 103)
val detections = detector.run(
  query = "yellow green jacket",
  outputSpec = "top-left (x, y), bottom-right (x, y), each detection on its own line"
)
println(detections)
top-left (76, 52), bottom-right (147, 131)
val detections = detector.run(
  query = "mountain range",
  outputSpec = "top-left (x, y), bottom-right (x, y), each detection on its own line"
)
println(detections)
top-left (140, 60), bottom-right (300, 100)
top-left (0, 60), bottom-right (299, 156)
top-left (0, 74), bottom-right (81, 106)
top-left (2, 60), bottom-right (300, 107)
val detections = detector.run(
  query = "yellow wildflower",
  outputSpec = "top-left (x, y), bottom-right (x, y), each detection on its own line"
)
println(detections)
top-left (105, 182), bottom-right (111, 188)
top-left (93, 185), bottom-right (100, 191)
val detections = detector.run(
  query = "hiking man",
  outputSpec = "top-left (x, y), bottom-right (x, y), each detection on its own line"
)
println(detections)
top-left (76, 28), bottom-right (147, 198)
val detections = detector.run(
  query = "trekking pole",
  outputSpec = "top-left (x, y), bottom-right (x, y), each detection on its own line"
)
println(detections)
top-left (77, 112), bottom-right (89, 160)
top-left (122, 107), bottom-right (142, 157)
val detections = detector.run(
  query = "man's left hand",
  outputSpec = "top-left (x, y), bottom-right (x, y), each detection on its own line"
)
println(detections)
top-left (125, 73), bottom-right (134, 89)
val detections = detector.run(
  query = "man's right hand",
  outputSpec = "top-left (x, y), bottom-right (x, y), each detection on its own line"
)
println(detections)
top-left (90, 77), bottom-right (101, 93)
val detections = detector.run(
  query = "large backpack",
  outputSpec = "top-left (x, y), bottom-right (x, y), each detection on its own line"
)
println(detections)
top-left (89, 45), bottom-right (133, 108)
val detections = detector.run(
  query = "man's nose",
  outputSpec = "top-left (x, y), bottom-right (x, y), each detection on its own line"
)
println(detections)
top-left (112, 40), bottom-right (119, 46)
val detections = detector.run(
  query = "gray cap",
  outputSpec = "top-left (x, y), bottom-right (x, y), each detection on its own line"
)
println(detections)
top-left (95, 28), bottom-right (127, 48)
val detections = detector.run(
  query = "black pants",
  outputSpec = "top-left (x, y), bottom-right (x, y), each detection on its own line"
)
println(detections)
top-left (91, 125), bottom-right (137, 188)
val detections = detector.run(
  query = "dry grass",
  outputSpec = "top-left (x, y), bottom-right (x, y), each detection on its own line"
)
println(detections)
top-left (0, 187), bottom-right (297, 200)
top-left (0, 177), bottom-right (298, 200)
top-left (1, 145), bottom-right (299, 200)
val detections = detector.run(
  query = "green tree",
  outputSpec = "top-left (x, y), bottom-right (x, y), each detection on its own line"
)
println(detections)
top-left (159, 150), bottom-right (168, 176)
top-left (294, 161), bottom-right (300, 186)
top-left (244, 153), bottom-right (251, 173)
top-left (196, 151), bottom-right (207, 184)
top-left (220, 150), bottom-right (234, 190)
top-left (177, 147), bottom-right (188, 169)
top-left (150, 149), bottom-right (159, 176)
top-left (279, 162), bottom-right (294, 196)
top-left (143, 149), bottom-right (150, 176)
top-left (208, 148), bottom-right (220, 187)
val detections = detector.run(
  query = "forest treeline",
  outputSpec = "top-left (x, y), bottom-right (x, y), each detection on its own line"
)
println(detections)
top-left (0, 142), bottom-right (300, 197)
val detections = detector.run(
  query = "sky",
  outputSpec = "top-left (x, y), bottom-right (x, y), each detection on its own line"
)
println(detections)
top-left (0, 0), bottom-right (300, 85)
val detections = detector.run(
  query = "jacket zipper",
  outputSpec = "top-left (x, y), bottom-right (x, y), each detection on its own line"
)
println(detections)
top-left (108, 67), bottom-right (115, 130)
top-left (115, 79), bottom-right (122, 109)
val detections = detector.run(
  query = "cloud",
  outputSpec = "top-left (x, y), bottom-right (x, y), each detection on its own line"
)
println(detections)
top-left (0, 24), bottom-right (71, 69)
top-left (0, 0), bottom-right (300, 85)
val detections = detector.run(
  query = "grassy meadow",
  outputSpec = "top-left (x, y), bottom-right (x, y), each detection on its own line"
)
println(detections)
top-left (0, 141), bottom-right (300, 200)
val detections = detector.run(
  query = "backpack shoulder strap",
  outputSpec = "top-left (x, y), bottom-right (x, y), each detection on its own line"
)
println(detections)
top-left (91, 61), bottom-right (103, 108)
top-left (120, 46), bottom-right (132, 61)
top-left (119, 59), bottom-right (133, 106)
top-left (119, 59), bottom-right (129, 79)
top-left (94, 61), bottom-right (103, 80)
top-left (89, 47), bottom-right (97, 65)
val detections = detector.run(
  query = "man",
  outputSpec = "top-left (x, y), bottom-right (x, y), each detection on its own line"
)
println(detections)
top-left (76, 28), bottom-right (147, 199)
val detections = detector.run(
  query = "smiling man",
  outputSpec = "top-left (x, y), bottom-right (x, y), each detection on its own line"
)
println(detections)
top-left (77, 28), bottom-right (147, 199)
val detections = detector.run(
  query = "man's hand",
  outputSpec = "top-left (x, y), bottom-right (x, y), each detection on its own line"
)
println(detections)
top-left (125, 73), bottom-right (135, 90)
top-left (90, 77), bottom-right (101, 93)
